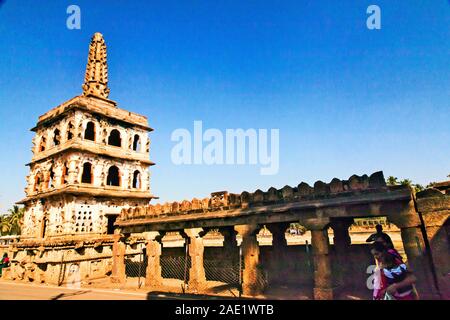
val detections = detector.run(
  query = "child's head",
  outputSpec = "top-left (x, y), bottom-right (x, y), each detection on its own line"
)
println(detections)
top-left (381, 250), bottom-right (396, 268)
top-left (370, 241), bottom-right (386, 260)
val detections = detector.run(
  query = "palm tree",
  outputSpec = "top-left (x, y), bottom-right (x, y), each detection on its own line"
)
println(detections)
top-left (8, 205), bottom-right (24, 235)
top-left (400, 179), bottom-right (413, 187)
top-left (0, 205), bottom-right (24, 236)
top-left (0, 215), bottom-right (12, 235)
top-left (386, 176), bottom-right (399, 186)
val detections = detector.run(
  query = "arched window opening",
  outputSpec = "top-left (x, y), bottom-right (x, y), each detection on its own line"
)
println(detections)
top-left (34, 172), bottom-right (43, 192)
top-left (132, 170), bottom-right (141, 189)
top-left (108, 129), bottom-right (121, 147)
top-left (84, 121), bottom-right (95, 141)
top-left (106, 166), bottom-right (120, 186)
top-left (61, 162), bottom-right (69, 185)
top-left (132, 134), bottom-right (141, 151)
top-left (81, 162), bottom-right (93, 184)
top-left (48, 167), bottom-right (55, 189)
top-left (40, 217), bottom-right (47, 238)
top-left (67, 122), bottom-right (74, 140)
top-left (53, 129), bottom-right (60, 146)
top-left (39, 137), bottom-right (46, 152)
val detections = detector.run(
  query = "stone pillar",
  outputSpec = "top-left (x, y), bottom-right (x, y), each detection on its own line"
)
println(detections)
top-left (235, 224), bottom-right (263, 296)
top-left (266, 223), bottom-right (289, 249)
top-left (221, 226), bottom-right (238, 252)
top-left (219, 226), bottom-right (239, 261)
top-left (184, 228), bottom-right (206, 292)
top-left (143, 231), bottom-right (164, 289)
top-left (301, 217), bottom-right (334, 300)
top-left (43, 171), bottom-right (50, 190)
top-left (68, 159), bottom-right (78, 184)
top-left (111, 234), bottom-right (126, 284)
top-left (266, 222), bottom-right (289, 285)
top-left (310, 228), bottom-right (333, 300)
top-left (421, 212), bottom-right (450, 299)
top-left (388, 200), bottom-right (440, 299)
top-left (330, 218), bottom-right (353, 289)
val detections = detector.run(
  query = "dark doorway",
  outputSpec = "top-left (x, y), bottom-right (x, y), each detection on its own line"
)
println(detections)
top-left (107, 215), bottom-right (117, 234)
top-left (81, 162), bottom-right (92, 184)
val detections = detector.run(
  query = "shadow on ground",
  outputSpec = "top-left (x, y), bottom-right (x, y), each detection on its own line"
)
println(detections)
top-left (51, 290), bottom-right (91, 300)
top-left (146, 291), bottom-right (254, 300)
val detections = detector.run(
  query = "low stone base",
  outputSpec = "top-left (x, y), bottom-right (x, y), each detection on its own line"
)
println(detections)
top-left (110, 276), bottom-right (125, 284)
top-left (314, 287), bottom-right (334, 300)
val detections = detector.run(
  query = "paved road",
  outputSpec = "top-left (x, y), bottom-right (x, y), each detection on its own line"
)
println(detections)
top-left (0, 281), bottom-right (148, 300)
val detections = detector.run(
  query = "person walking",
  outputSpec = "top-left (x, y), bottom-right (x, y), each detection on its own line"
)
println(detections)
top-left (366, 224), bottom-right (394, 248)
top-left (0, 253), bottom-right (10, 277)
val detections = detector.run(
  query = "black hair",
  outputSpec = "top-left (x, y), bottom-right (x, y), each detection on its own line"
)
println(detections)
top-left (371, 241), bottom-right (387, 253)
top-left (381, 249), bottom-right (397, 267)
top-left (376, 224), bottom-right (383, 232)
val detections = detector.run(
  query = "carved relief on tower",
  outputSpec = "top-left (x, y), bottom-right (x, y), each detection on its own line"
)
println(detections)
top-left (99, 119), bottom-right (109, 144)
top-left (82, 33), bottom-right (110, 98)
top-left (32, 112), bottom-right (79, 158)
top-left (21, 205), bottom-right (36, 237)
top-left (35, 129), bottom-right (49, 153)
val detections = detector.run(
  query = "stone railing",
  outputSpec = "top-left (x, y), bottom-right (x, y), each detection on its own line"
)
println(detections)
top-left (119, 171), bottom-right (388, 221)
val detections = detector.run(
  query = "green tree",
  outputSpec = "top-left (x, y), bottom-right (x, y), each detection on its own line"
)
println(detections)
top-left (386, 176), bottom-right (399, 186)
top-left (427, 182), bottom-right (436, 188)
top-left (0, 205), bottom-right (24, 236)
top-left (400, 179), bottom-right (412, 187)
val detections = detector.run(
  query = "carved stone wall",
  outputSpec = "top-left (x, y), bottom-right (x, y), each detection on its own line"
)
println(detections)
top-left (21, 196), bottom-right (149, 238)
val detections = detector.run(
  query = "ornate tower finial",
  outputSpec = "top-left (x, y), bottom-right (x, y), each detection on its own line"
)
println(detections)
top-left (82, 32), bottom-right (110, 98)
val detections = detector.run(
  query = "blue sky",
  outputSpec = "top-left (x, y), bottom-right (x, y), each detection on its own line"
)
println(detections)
top-left (0, 1), bottom-right (449, 212)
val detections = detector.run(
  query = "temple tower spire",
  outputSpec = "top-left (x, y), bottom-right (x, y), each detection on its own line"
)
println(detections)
top-left (82, 32), bottom-right (110, 98)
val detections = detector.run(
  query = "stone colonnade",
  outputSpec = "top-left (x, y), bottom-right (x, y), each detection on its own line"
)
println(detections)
top-left (111, 203), bottom-right (438, 299)
top-left (110, 220), bottom-right (352, 299)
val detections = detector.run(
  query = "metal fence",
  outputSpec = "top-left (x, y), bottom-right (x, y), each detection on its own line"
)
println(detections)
top-left (203, 258), bottom-right (240, 285)
top-left (119, 244), bottom-right (270, 294)
top-left (124, 252), bottom-right (146, 288)
top-left (160, 255), bottom-right (191, 281)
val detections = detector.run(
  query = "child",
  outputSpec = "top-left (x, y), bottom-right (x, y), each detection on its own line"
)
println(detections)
top-left (380, 250), bottom-right (418, 300)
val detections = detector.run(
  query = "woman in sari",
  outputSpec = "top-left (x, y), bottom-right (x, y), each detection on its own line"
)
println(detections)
top-left (371, 242), bottom-right (418, 300)
top-left (379, 250), bottom-right (418, 300)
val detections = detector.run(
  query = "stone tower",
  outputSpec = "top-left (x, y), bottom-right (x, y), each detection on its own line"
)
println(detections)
top-left (17, 32), bottom-right (155, 239)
